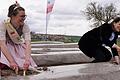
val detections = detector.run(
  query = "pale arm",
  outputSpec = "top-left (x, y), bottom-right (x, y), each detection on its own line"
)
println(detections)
top-left (23, 40), bottom-right (31, 70)
top-left (24, 40), bottom-right (31, 61)
top-left (0, 40), bottom-right (18, 68)
top-left (112, 44), bottom-right (120, 64)
top-left (0, 21), bottom-right (18, 69)
top-left (22, 24), bottom-right (31, 70)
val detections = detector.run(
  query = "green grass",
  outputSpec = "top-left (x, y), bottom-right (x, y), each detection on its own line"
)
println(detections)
top-left (64, 35), bottom-right (80, 43)
top-left (31, 35), bottom-right (81, 43)
top-left (117, 39), bottom-right (120, 46)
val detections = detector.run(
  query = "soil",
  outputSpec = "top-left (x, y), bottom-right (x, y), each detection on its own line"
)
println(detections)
top-left (1, 68), bottom-right (40, 77)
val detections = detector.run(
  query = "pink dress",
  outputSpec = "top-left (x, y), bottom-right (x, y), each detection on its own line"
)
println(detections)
top-left (0, 21), bottom-right (37, 69)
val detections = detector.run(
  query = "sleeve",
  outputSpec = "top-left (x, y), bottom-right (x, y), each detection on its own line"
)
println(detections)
top-left (100, 23), bottom-right (115, 47)
top-left (22, 24), bottom-right (31, 41)
top-left (111, 40), bottom-right (118, 56)
top-left (111, 48), bottom-right (118, 56)
top-left (0, 21), bottom-right (6, 40)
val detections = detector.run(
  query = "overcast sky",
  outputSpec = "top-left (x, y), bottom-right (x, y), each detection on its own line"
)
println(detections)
top-left (0, 0), bottom-right (120, 36)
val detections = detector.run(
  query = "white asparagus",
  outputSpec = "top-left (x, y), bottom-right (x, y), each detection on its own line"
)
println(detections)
top-left (15, 67), bottom-right (18, 75)
top-left (23, 70), bottom-right (26, 76)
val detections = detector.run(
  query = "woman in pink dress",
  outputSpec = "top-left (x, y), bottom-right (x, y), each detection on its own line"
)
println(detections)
top-left (0, 2), bottom-right (37, 73)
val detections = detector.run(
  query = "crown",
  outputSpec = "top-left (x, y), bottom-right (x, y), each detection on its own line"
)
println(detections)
top-left (13, 1), bottom-right (20, 11)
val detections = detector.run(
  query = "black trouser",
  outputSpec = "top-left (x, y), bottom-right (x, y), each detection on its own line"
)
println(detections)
top-left (79, 44), bottom-right (112, 62)
top-left (91, 46), bottom-right (112, 62)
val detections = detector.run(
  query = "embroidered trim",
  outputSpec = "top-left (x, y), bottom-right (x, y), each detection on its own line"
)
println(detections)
top-left (4, 19), bottom-right (24, 44)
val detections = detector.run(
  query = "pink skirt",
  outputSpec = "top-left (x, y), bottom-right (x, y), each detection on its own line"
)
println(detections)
top-left (0, 43), bottom-right (37, 70)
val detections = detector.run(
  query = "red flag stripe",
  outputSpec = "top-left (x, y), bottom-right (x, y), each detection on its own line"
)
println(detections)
top-left (47, 4), bottom-right (54, 13)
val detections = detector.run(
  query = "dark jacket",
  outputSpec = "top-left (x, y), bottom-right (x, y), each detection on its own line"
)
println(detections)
top-left (78, 23), bottom-right (119, 56)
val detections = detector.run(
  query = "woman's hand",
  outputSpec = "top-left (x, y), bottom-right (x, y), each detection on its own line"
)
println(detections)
top-left (23, 59), bottom-right (30, 70)
top-left (10, 61), bottom-right (18, 71)
top-left (23, 60), bottom-right (30, 76)
top-left (117, 47), bottom-right (120, 54)
top-left (114, 56), bottom-right (120, 64)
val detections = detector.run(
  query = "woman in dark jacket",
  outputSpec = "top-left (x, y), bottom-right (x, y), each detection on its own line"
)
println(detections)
top-left (78, 17), bottom-right (120, 64)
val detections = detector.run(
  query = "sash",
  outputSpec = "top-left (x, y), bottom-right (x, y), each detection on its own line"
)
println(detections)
top-left (4, 19), bottom-right (24, 44)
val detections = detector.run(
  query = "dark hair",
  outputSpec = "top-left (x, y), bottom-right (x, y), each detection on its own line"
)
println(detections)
top-left (8, 4), bottom-right (25, 17)
top-left (111, 17), bottom-right (120, 25)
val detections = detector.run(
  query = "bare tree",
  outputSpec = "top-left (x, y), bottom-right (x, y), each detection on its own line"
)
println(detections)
top-left (84, 2), bottom-right (119, 27)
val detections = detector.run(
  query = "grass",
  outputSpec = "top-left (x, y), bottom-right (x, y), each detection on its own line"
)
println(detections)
top-left (117, 39), bottom-right (120, 46)
top-left (31, 35), bottom-right (81, 43)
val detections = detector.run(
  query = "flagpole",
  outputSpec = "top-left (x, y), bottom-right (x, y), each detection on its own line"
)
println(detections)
top-left (45, 14), bottom-right (48, 41)
top-left (46, 0), bottom-right (55, 41)
top-left (45, 0), bottom-right (48, 41)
